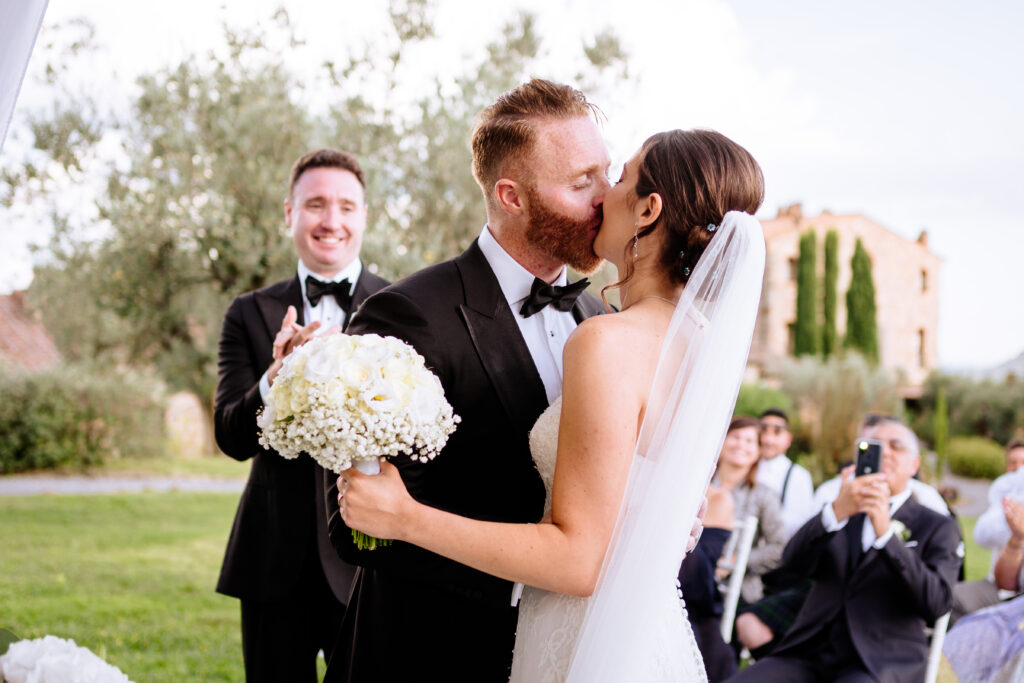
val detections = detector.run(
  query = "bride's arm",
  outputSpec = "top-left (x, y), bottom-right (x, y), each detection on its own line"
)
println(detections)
top-left (338, 318), bottom-right (645, 597)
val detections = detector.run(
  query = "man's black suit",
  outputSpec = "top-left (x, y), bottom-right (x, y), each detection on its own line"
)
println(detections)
top-left (730, 495), bottom-right (962, 683)
top-left (323, 240), bottom-right (605, 683)
top-left (214, 268), bottom-right (388, 681)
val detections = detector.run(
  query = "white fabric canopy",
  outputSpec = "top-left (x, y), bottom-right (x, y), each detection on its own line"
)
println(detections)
top-left (0, 0), bottom-right (49, 150)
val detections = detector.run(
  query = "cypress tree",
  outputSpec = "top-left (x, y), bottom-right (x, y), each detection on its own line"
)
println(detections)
top-left (794, 229), bottom-right (819, 356)
top-left (822, 229), bottom-right (839, 357)
top-left (844, 237), bottom-right (879, 361)
top-left (934, 388), bottom-right (949, 476)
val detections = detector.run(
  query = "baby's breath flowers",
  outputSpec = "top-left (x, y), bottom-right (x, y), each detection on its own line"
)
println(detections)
top-left (258, 333), bottom-right (460, 549)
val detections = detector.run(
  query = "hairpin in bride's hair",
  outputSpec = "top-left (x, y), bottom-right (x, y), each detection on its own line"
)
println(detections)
top-left (678, 250), bottom-right (686, 260)
top-left (707, 223), bottom-right (717, 232)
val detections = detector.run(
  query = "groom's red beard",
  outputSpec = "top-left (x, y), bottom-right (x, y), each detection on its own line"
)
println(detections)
top-left (524, 184), bottom-right (603, 275)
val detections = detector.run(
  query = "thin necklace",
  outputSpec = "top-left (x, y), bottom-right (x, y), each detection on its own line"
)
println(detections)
top-left (622, 294), bottom-right (678, 310)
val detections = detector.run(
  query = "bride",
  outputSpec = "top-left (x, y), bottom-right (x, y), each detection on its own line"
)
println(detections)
top-left (338, 128), bottom-right (765, 681)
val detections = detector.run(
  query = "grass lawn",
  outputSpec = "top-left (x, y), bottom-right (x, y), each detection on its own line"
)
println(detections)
top-left (0, 492), bottom-right (245, 681)
top-left (960, 515), bottom-right (989, 583)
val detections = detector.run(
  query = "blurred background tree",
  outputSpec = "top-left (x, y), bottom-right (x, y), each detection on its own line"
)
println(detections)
top-left (843, 237), bottom-right (878, 362)
top-left (822, 228), bottom-right (839, 358)
top-left (793, 228), bottom-right (819, 357)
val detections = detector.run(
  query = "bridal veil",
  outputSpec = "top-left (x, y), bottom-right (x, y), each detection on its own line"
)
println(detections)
top-left (566, 211), bottom-right (766, 682)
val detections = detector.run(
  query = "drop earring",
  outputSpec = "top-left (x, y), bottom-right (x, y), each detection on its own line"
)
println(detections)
top-left (632, 222), bottom-right (639, 261)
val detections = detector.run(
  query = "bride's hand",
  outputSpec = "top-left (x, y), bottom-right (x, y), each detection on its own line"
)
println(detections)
top-left (337, 460), bottom-right (415, 541)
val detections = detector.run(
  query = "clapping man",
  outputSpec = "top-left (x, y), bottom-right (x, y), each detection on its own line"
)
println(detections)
top-left (214, 149), bottom-right (388, 680)
top-left (955, 439), bottom-right (1024, 622)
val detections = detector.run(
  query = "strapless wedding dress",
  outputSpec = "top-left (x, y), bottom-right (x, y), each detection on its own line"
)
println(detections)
top-left (509, 398), bottom-right (708, 682)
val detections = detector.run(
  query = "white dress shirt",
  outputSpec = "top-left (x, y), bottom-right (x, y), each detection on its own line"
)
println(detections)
top-left (756, 454), bottom-right (817, 539)
top-left (477, 225), bottom-right (578, 404)
top-left (259, 259), bottom-right (363, 401)
top-left (974, 468), bottom-right (1024, 551)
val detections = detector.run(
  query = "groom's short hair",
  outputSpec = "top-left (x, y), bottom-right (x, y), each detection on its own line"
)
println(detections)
top-left (288, 148), bottom-right (365, 197)
top-left (471, 79), bottom-right (600, 200)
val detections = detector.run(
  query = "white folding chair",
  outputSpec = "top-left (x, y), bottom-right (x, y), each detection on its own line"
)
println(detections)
top-left (924, 611), bottom-right (950, 683)
top-left (719, 514), bottom-right (759, 643)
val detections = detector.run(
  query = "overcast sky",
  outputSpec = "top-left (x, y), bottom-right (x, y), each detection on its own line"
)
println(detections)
top-left (1, 0), bottom-right (1021, 371)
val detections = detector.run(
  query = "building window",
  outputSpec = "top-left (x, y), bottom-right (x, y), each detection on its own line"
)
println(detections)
top-left (921, 269), bottom-right (928, 293)
top-left (918, 329), bottom-right (926, 368)
top-left (789, 258), bottom-right (799, 282)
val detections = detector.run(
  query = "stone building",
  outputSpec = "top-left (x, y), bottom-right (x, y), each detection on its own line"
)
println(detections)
top-left (749, 204), bottom-right (940, 395)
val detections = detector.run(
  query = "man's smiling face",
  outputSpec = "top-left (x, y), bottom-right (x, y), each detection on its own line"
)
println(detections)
top-left (286, 166), bottom-right (367, 279)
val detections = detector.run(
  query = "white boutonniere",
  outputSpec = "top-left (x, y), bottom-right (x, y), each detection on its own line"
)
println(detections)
top-left (890, 520), bottom-right (912, 543)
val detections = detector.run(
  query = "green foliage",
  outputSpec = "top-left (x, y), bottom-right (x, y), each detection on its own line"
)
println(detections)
top-left (822, 229), bottom-right (839, 357)
top-left (947, 436), bottom-right (1006, 479)
top-left (793, 229), bottom-right (819, 356)
top-left (780, 352), bottom-right (902, 478)
top-left (734, 383), bottom-right (793, 419)
top-left (911, 372), bottom-right (1024, 446)
top-left (843, 238), bottom-right (879, 361)
top-left (0, 493), bottom-right (243, 680)
top-left (934, 388), bottom-right (950, 474)
top-left (0, 365), bottom-right (166, 473)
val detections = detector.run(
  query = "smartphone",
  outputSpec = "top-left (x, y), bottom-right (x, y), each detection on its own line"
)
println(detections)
top-left (855, 439), bottom-right (883, 476)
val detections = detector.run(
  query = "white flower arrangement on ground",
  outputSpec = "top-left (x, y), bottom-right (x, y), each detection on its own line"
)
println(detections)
top-left (0, 635), bottom-right (131, 683)
top-left (257, 333), bottom-right (460, 549)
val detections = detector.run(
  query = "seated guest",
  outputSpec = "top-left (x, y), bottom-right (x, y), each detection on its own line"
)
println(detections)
top-left (944, 492), bottom-right (1024, 682)
top-left (727, 417), bottom-right (962, 683)
top-left (737, 412), bottom-right (952, 657)
top-left (679, 484), bottom-right (736, 682)
top-left (953, 439), bottom-right (1024, 624)
top-left (712, 416), bottom-right (787, 605)
top-left (756, 408), bottom-right (817, 539)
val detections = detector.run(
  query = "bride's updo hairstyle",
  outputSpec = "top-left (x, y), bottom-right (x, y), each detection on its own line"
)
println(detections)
top-left (617, 129), bottom-right (764, 292)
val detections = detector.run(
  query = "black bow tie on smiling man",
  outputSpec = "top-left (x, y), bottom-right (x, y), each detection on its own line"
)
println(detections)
top-left (305, 275), bottom-right (353, 310)
top-left (519, 277), bottom-right (590, 317)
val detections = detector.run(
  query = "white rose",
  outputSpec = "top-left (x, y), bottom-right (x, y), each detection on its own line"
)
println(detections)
top-left (303, 342), bottom-right (345, 383)
top-left (407, 385), bottom-right (442, 423)
top-left (361, 378), bottom-right (399, 413)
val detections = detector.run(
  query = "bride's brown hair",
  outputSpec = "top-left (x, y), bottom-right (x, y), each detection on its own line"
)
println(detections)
top-left (605, 129), bottom-right (764, 300)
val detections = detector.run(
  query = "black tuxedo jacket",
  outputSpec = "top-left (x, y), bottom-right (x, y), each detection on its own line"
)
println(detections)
top-left (323, 241), bottom-right (604, 682)
top-left (772, 495), bottom-right (962, 683)
top-left (215, 268), bottom-right (389, 603)
top-left (327, 240), bottom-right (604, 599)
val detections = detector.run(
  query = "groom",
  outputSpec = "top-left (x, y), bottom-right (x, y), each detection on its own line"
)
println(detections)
top-left (324, 79), bottom-right (610, 682)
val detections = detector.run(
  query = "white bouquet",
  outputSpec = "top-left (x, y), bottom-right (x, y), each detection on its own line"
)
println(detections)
top-left (257, 333), bottom-right (460, 549)
top-left (0, 635), bottom-right (132, 683)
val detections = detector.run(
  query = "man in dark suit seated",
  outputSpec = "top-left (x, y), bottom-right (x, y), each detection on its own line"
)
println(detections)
top-left (727, 417), bottom-right (962, 683)
top-left (214, 148), bottom-right (389, 681)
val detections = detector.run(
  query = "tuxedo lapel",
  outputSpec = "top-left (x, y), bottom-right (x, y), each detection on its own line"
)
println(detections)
top-left (455, 241), bottom-right (548, 436)
top-left (254, 275), bottom-right (305, 337)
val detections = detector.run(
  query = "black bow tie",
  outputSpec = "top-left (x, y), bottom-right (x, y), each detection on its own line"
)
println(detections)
top-left (519, 277), bottom-right (590, 317)
top-left (305, 275), bottom-right (353, 310)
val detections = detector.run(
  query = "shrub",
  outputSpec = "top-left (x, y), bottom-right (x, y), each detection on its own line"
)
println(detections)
top-left (734, 383), bottom-right (793, 419)
top-left (947, 436), bottom-right (1006, 480)
top-left (0, 364), bottom-right (167, 473)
